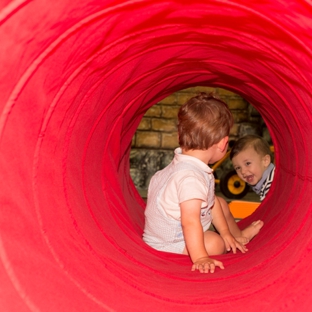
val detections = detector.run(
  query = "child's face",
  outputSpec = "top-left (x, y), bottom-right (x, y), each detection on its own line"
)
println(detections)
top-left (232, 146), bottom-right (270, 186)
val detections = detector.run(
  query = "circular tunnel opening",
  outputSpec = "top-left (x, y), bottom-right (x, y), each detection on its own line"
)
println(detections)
top-left (130, 86), bottom-right (273, 204)
top-left (1, 1), bottom-right (312, 311)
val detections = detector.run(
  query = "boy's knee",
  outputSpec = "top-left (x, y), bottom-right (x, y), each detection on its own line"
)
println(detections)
top-left (213, 236), bottom-right (226, 255)
top-left (204, 231), bottom-right (226, 255)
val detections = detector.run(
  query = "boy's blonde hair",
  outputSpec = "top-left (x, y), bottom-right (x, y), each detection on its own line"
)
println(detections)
top-left (230, 134), bottom-right (272, 161)
top-left (178, 92), bottom-right (233, 151)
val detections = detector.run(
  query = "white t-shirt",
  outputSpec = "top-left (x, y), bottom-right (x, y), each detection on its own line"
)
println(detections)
top-left (143, 148), bottom-right (215, 254)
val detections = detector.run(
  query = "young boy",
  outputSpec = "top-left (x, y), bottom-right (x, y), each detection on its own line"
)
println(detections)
top-left (143, 93), bottom-right (263, 274)
top-left (230, 134), bottom-right (275, 201)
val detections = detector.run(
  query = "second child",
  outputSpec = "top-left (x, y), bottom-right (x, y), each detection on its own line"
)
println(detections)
top-left (230, 134), bottom-right (275, 201)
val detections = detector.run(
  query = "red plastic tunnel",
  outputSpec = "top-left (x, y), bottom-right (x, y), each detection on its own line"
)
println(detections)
top-left (1, 1), bottom-right (312, 311)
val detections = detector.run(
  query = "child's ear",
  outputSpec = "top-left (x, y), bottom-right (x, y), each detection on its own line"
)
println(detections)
top-left (218, 136), bottom-right (229, 152)
top-left (263, 154), bottom-right (271, 167)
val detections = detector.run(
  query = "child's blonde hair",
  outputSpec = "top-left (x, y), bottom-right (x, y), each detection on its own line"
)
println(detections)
top-left (178, 92), bottom-right (233, 151)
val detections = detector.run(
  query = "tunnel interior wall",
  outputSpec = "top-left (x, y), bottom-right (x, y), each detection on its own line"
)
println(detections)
top-left (1, 0), bottom-right (312, 311)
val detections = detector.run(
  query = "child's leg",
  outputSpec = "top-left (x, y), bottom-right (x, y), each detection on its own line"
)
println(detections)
top-left (183, 230), bottom-right (226, 256)
top-left (217, 196), bottom-right (264, 244)
top-left (203, 230), bottom-right (226, 255)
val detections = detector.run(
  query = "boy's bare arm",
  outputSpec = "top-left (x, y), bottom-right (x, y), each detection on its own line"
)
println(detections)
top-left (211, 197), bottom-right (247, 254)
top-left (211, 197), bottom-right (232, 236)
top-left (180, 199), bottom-right (208, 262)
top-left (180, 199), bottom-right (224, 273)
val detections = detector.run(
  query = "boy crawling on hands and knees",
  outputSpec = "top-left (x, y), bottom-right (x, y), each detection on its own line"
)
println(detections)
top-left (143, 93), bottom-right (263, 273)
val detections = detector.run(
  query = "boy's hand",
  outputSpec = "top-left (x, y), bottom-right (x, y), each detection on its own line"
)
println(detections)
top-left (192, 256), bottom-right (224, 273)
top-left (221, 233), bottom-right (248, 254)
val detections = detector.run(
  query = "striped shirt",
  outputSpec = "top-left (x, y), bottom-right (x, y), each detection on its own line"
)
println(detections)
top-left (252, 163), bottom-right (275, 201)
top-left (259, 166), bottom-right (275, 201)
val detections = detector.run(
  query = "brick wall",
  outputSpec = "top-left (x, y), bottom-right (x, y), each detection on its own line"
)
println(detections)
top-left (130, 86), bottom-right (269, 197)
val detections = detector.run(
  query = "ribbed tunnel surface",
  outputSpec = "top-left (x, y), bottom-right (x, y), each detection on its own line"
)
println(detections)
top-left (1, 0), bottom-right (312, 311)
